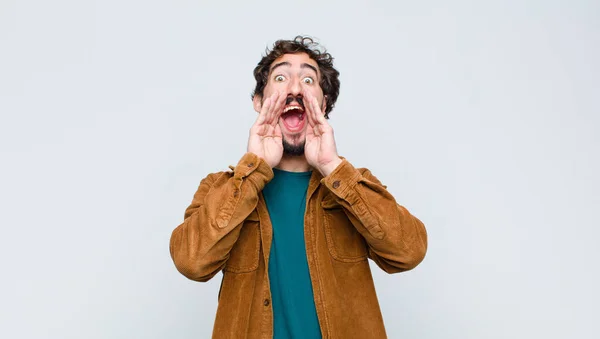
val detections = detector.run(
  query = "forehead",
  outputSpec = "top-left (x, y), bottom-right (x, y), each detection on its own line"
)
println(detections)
top-left (270, 52), bottom-right (319, 74)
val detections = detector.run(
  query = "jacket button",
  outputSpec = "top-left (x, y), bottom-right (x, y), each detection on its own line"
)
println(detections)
top-left (247, 162), bottom-right (254, 167)
top-left (332, 180), bottom-right (340, 189)
top-left (263, 299), bottom-right (270, 306)
top-left (233, 189), bottom-right (239, 197)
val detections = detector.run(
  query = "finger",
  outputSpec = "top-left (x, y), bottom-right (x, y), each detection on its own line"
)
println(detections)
top-left (308, 93), bottom-right (321, 127)
top-left (265, 91), bottom-right (280, 125)
top-left (255, 97), bottom-right (272, 126)
top-left (309, 93), bottom-right (323, 124)
top-left (303, 91), bottom-right (316, 127)
top-left (270, 91), bottom-right (286, 126)
top-left (271, 91), bottom-right (285, 123)
top-left (309, 96), bottom-right (329, 136)
top-left (312, 96), bottom-right (327, 125)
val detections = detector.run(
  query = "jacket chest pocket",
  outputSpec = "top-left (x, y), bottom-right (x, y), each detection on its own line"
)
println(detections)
top-left (322, 201), bottom-right (368, 263)
top-left (224, 213), bottom-right (261, 273)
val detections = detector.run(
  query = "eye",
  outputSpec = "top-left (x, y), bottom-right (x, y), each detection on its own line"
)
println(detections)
top-left (302, 77), bottom-right (314, 84)
top-left (274, 75), bottom-right (285, 82)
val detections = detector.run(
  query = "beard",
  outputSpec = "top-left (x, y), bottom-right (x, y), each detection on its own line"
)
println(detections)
top-left (283, 137), bottom-right (305, 156)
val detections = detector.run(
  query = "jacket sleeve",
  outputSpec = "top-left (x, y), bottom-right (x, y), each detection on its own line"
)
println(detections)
top-left (169, 153), bottom-right (273, 282)
top-left (321, 159), bottom-right (428, 273)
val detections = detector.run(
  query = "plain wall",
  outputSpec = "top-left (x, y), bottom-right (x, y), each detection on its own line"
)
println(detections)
top-left (1, 0), bottom-right (598, 338)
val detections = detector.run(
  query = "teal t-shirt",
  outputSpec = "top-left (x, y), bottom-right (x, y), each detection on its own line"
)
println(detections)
top-left (262, 168), bottom-right (322, 339)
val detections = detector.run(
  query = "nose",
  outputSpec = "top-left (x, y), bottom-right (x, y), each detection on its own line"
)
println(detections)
top-left (287, 76), bottom-right (302, 97)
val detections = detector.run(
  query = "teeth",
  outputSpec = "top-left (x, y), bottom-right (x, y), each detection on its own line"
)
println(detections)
top-left (283, 106), bottom-right (303, 113)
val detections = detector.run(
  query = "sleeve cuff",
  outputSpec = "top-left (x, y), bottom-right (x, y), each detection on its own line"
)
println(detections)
top-left (320, 158), bottom-right (361, 199)
top-left (233, 153), bottom-right (274, 189)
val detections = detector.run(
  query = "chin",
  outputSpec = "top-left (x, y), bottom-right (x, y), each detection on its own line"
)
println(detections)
top-left (282, 138), bottom-right (306, 156)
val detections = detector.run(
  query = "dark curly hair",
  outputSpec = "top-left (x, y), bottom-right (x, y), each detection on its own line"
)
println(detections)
top-left (251, 36), bottom-right (340, 118)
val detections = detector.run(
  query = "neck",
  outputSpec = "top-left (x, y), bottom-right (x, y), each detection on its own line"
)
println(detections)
top-left (275, 154), bottom-right (312, 173)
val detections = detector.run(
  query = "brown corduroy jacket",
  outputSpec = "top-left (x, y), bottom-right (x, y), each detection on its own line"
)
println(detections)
top-left (169, 152), bottom-right (428, 338)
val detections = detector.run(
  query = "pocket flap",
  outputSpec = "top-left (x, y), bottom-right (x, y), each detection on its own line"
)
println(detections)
top-left (245, 210), bottom-right (260, 222)
top-left (320, 194), bottom-right (341, 209)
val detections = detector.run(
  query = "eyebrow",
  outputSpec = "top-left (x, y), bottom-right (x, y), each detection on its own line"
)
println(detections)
top-left (270, 61), bottom-right (319, 76)
top-left (301, 63), bottom-right (319, 75)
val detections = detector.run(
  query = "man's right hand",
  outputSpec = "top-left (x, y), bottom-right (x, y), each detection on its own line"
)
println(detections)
top-left (247, 91), bottom-right (286, 168)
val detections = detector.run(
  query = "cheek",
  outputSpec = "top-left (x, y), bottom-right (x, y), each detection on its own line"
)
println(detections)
top-left (262, 84), bottom-right (274, 96)
top-left (264, 80), bottom-right (279, 91)
top-left (265, 82), bottom-right (287, 96)
top-left (312, 90), bottom-right (325, 107)
top-left (303, 85), bottom-right (323, 98)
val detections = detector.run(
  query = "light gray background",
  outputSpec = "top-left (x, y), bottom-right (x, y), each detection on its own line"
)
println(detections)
top-left (1, 0), bottom-right (598, 338)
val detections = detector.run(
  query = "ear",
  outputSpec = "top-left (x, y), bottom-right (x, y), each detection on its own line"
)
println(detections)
top-left (253, 95), bottom-right (262, 113)
top-left (321, 95), bottom-right (328, 113)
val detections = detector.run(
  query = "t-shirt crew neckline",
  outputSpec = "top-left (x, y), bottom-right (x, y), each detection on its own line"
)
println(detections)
top-left (272, 167), bottom-right (313, 177)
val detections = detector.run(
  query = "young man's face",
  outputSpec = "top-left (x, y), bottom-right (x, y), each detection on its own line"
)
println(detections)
top-left (253, 52), bottom-right (327, 156)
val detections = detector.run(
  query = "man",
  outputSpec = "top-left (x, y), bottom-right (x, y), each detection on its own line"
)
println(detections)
top-left (169, 36), bottom-right (428, 339)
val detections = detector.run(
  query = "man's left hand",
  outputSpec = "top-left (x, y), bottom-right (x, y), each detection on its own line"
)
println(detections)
top-left (303, 90), bottom-right (342, 177)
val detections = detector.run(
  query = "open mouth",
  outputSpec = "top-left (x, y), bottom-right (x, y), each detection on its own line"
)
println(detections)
top-left (280, 105), bottom-right (306, 131)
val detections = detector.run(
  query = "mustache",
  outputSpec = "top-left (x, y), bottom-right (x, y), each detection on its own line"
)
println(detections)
top-left (285, 96), bottom-right (304, 108)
